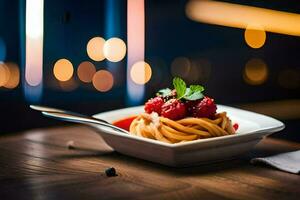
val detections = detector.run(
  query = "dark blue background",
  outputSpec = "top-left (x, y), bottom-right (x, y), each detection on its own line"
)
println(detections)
top-left (0, 0), bottom-right (299, 142)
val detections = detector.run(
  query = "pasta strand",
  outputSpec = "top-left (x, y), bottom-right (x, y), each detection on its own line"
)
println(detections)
top-left (129, 112), bottom-right (236, 144)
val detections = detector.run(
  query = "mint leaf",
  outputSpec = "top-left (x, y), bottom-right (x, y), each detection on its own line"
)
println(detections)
top-left (170, 77), bottom-right (205, 101)
top-left (190, 85), bottom-right (204, 93)
top-left (157, 88), bottom-right (172, 97)
top-left (183, 84), bottom-right (204, 100)
top-left (184, 90), bottom-right (204, 100)
top-left (173, 77), bottom-right (186, 99)
top-left (184, 88), bottom-right (192, 96)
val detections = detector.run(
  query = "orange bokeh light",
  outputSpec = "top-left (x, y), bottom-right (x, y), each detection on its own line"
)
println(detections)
top-left (103, 37), bottom-right (127, 62)
top-left (86, 37), bottom-right (106, 61)
top-left (243, 58), bottom-right (268, 85)
top-left (53, 58), bottom-right (74, 82)
top-left (92, 70), bottom-right (114, 92)
top-left (130, 61), bottom-right (152, 85)
top-left (4, 62), bottom-right (20, 89)
top-left (0, 63), bottom-right (10, 87)
top-left (244, 25), bottom-right (266, 49)
top-left (77, 61), bottom-right (96, 83)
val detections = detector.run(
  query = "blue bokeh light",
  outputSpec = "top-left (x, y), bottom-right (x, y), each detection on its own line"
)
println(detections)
top-left (0, 37), bottom-right (6, 61)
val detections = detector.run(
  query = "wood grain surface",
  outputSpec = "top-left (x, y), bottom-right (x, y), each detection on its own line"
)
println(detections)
top-left (0, 125), bottom-right (299, 200)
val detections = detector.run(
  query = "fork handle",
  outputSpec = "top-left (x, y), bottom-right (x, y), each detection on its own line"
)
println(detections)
top-left (42, 111), bottom-right (128, 134)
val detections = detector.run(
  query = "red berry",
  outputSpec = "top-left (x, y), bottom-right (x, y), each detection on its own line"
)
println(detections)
top-left (188, 96), bottom-right (217, 118)
top-left (233, 123), bottom-right (239, 131)
top-left (186, 99), bottom-right (201, 115)
top-left (161, 99), bottom-right (186, 120)
top-left (161, 89), bottom-right (177, 101)
top-left (144, 97), bottom-right (164, 114)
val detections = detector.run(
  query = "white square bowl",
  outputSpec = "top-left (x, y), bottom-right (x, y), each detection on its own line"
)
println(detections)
top-left (92, 105), bottom-right (284, 167)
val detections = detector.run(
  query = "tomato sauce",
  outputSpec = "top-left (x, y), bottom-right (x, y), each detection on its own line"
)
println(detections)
top-left (113, 116), bottom-right (137, 131)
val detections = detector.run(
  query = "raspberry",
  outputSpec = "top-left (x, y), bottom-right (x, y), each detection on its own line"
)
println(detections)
top-left (144, 97), bottom-right (164, 114)
top-left (161, 99), bottom-right (186, 120)
top-left (160, 89), bottom-right (177, 101)
top-left (233, 123), bottom-right (239, 131)
top-left (188, 96), bottom-right (217, 119)
top-left (186, 99), bottom-right (201, 115)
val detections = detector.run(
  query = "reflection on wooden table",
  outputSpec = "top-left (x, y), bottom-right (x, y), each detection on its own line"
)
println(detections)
top-left (0, 126), bottom-right (299, 200)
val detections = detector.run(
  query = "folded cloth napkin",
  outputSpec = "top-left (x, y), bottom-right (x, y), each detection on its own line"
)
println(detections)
top-left (251, 150), bottom-right (300, 174)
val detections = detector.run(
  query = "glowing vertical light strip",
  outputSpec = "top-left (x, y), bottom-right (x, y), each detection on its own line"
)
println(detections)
top-left (24, 0), bottom-right (43, 102)
top-left (127, 0), bottom-right (145, 105)
top-left (105, 0), bottom-right (121, 39)
top-left (104, 0), bottom-right (122, 83)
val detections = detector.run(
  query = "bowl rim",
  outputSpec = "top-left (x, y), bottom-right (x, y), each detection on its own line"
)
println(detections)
top-left (93, 105), bottom-right (285, 148)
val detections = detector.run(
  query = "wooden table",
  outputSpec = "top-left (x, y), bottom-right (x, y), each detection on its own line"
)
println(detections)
top-left (0, 126), bottom-right (299, 200)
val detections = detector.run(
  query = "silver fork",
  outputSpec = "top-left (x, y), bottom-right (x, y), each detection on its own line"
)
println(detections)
top-left (30, 105), bottom-right (129, 134)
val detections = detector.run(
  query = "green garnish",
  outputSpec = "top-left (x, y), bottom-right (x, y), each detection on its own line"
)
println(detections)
top-left (173, 77), bottom-right (186, 99)
top-left (184, 84), bottom-right (204, 100)
top-left (173, 77), bottom-right (204, 101)
top-left (157, 88), bottom-right (172, 97)
top-left (156, 77), bottom-right (204, 101)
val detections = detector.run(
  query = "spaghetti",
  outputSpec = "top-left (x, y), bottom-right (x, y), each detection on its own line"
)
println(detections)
top-left (129, 112), bottom-right (236, 144)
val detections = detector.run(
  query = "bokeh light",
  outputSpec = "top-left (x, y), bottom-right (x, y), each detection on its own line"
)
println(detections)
top-left (0, 38), bottom-right (6, 61)
top-left (25, 0), bottom-right (43, 89)
top-left (92, 70), bottom-right (114, 92)
top-left (130, 61), bottom-right (152, 85)
top-left (53, 58), bottom-right (74, 82)
top-left (103, 37), bottom-right (127, 62)
top-left (3, 62), bottom-right (20, 89)
top-left (190, 58), bottom-right (211, 84)
top-left (0, 62), bottom-right (10, 87)
top-left (26, 0), bottom-right (44, 39)
top-left (77, 61), bottom-right (96, 83)
top-left (243, 58), bottom-right (268, 85)
top-left (171, 57), bottom-right (191, 78)
top-left (278, 69), bottom-right (300, 89)
top-left (186, 0), bottom-right (300, 37)
top-left (86, 37), bottom-right (106, 61)
top-left (244, 25), bottom-right (266, 49)
top-left (170, 57), bottom-right (211, 84)
top-left (127, 0), bottom-right (145, 104)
